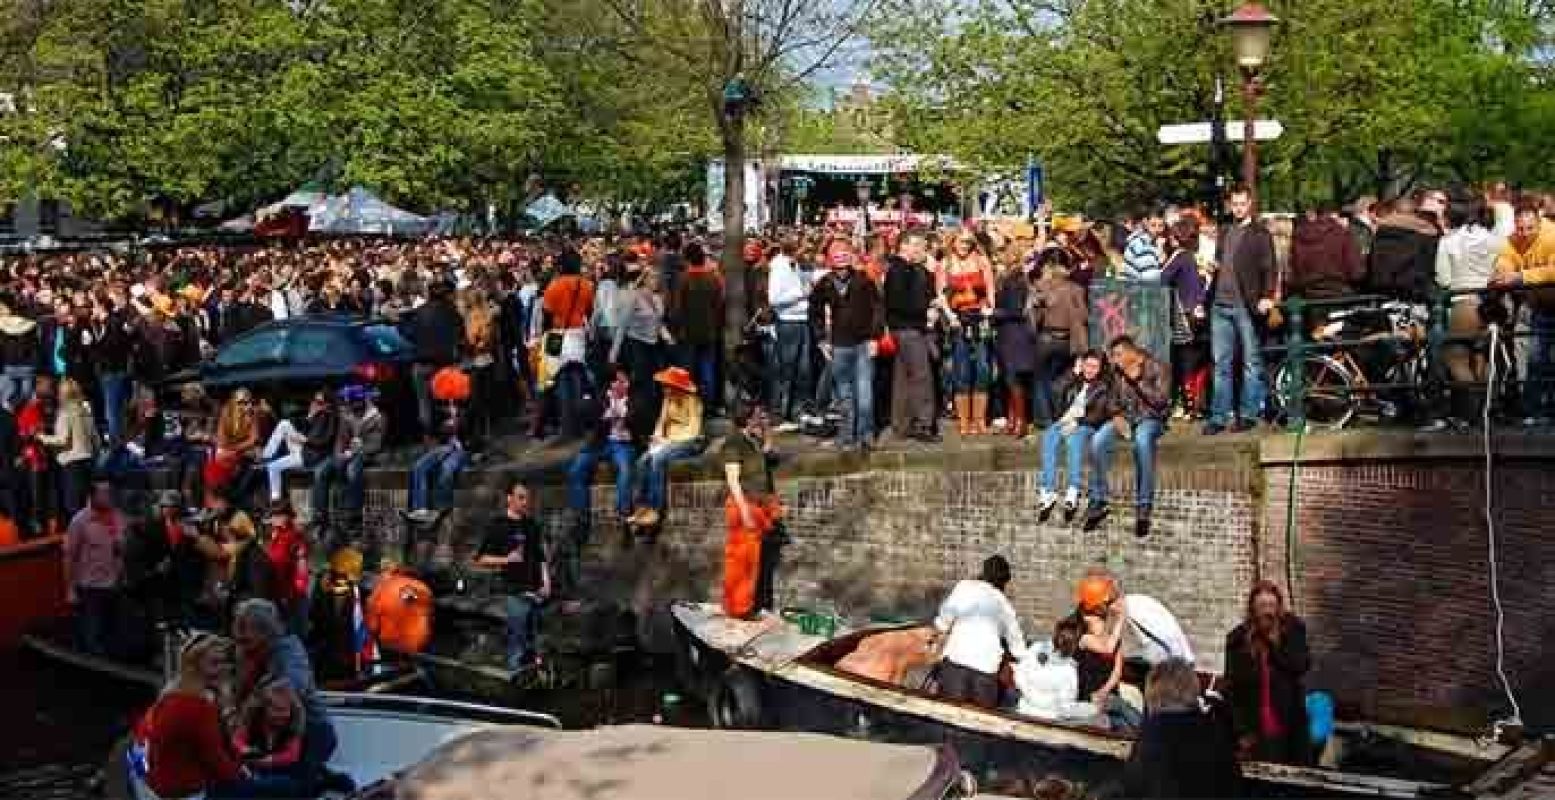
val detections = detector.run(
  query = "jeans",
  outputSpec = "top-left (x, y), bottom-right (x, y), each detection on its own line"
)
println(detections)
top-left (950, 326), bottom-right (993, 392)
top-left (0, 365), bottom-right (34, 410)
top-left (412, 363), bottom-right (438, 433)
top-left (74, 586), bottom-right (118, 656)
top-left (770, 321), bottom-right (813, 421)
top-left (1529, 310), bottom-right (1555, 419)
top-left (890, 329), bottom-right (934, 436)
top-left (1031, 336), bottom-right (1074, 425)
top-left (504, 594), bottom-right (540, 671)
top-left (261, 420), bottom-right (305, 501)
top-left (60, 459), bottom-right (92, 518)
top-left (686, 343), bottom-right (719, 408)
top-left (409, 444), bottom-right (468, 511)
top-left (311, 451), bottom-right (366, 519)
top-left (1088, 418), bottom-right (1164, 512)
top-left (1209, 303), bottom-right (1267, 425)
top-left (1039, 424), bottom-right (1094, 492)
top-left (99, 372), bottom-right (131, 443)
top-left (567, 439), bottom-right (635, 517)
top-left (830, 344), bottom-right (874, 446)
top-left (634, 438), bottom-right (703, 511)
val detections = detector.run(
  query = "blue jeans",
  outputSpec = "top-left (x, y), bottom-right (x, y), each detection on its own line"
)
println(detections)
top-left (1529, 310), bottom-right (1555, 418)
top-left (686, 344), bottom-right (719, 406)
top-left (0, 365), bottom-right (33, 410)
top-left (950, 328), bottom-right (993, 392)
top-left (100, 372), bottom-right (131, 443)
top-left (634, 438), bottom-right (703, 511)
top-left (1209, 303), bottom-right (1266, 425)
top-left (831, 345), bottom-right (874, 446)
top-left (409, 445), bottom-right (467, 511)
top-left (1039, 424), bottom-right (1094, 493)
top-left (504, 594), bottom-right (540, 670)
top-left (770, 321), bottom-right (813, 420)
top-left (311, 452), bottom-right (366, 519)
top-left (74, 585), bottom-right (119, 657)
top-left (1089, 418), bottom-right (1164, 512)
top-left (568, 439), bottom-right (635, 517)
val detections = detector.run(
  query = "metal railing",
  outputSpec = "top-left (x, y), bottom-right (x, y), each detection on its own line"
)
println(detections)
top-left (1269, 286), bottom-right (1543, 430)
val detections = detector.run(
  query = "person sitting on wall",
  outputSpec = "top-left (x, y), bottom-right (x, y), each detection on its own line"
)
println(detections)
top-left (932, 554), bottom-right (1027, 709)
top-left (625, 367), bottom-right (705, 532)
top-left (1086, 336), bottom-right (1170, 537)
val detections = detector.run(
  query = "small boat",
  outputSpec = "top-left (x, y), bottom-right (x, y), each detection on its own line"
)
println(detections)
top-left (105, 692), bottom-right (562, 800)
top-left (354, 722), bottom-right (975, 800)
top-left (671, 602), bottom-right (1511, 799)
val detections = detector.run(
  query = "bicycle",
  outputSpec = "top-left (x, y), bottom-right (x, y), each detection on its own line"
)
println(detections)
top-left (1270, 301), bottom-right (1441, 430)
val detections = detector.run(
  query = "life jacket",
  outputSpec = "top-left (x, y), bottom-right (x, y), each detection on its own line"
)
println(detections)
top-left (366, 570), bottom-right (434, 655)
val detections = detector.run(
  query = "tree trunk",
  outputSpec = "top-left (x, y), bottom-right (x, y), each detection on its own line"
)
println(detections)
top-left (720, 112), bottom-right (749, 355)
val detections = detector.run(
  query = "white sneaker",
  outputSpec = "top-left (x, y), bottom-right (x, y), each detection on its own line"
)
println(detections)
top-left (1063, 487), bottom-right (1080, 507)
top-left (1038, 489), bottom-right (1059, 511)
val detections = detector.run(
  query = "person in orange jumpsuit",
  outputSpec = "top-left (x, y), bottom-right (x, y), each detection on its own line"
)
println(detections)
top-left (719, 404), bottom-right (781, 620)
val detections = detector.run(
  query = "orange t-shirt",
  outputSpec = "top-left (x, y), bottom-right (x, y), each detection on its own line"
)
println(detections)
top-left (542, 276), bottom-right (596, 329)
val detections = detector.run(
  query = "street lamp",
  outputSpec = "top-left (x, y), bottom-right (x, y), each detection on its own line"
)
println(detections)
top-left (1219, 2), bottom-right (1278, 210)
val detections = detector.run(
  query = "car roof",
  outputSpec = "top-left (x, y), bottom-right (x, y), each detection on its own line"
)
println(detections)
top-left (394, 725), bottom-right (944, 800)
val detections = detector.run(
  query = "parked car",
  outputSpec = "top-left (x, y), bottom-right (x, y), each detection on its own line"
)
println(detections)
top-left (196, 316), bottom-right (417, 440)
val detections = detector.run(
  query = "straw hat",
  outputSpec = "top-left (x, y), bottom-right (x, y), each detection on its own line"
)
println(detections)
top-left (654, 366), bottom-right (697, 395)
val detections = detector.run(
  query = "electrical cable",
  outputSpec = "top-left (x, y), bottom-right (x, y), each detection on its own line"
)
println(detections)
top-left (1482, 322), bottom-right (1522, 731)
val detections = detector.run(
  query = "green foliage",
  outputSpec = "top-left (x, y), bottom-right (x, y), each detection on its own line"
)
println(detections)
top-left (872, 0), bottom-right (1555, 213)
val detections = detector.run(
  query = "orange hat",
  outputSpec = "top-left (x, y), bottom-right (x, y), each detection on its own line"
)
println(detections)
top-left (1077, 574), bottom-right (1116, 613)
top-left (654, 366), bottom-right (698, 395)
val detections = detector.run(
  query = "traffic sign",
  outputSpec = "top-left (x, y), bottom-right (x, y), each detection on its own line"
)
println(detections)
top-left (1157, 120), bottom-right (1283, 145)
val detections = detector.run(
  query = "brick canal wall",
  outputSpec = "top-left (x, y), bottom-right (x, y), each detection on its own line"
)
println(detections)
top-left (312, 429), bottom-right (1553, 733)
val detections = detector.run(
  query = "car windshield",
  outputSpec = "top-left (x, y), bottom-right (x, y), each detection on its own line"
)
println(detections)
top-left (364, 324), bottom-right (411, 357)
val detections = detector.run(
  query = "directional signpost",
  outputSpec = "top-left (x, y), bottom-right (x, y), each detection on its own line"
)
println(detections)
top-left (1156, 119), bottom-right (1283, 145)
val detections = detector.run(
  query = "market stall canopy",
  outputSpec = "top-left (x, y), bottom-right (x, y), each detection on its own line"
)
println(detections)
top-left (779, 154), bottom-right (961, 174)
top-left (311, 187), bottom-right (433, 236)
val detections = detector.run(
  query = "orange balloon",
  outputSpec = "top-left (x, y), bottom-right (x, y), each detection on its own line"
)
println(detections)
top-left (430, 367), bottom-right (472, 402)
top-left (366, 571), bottom-right (434, 655)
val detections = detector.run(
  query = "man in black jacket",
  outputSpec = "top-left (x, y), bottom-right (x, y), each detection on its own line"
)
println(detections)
top-left (1366, 189), bottom-right (1444, 304)
top-left (884, 232), bottom-right (938, 442)
top-left (808, 239), bottom-right (884, 451)
top-left (1204, 187), bottom-right (1276, 435)
top-left (90, 292), bottom-right (139, 444)
top-left (1223, 581), bottom-right (1312, 765)
top-left (401, 280), bottom-right (466, 434)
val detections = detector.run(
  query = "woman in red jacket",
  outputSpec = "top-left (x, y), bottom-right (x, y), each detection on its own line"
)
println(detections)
top-left (142, 634), bottom-right (249, 798)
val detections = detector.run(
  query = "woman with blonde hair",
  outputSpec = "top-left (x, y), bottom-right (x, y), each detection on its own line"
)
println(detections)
top-left (940, 229), bottom-right (997, 434)
top-left (461, 287), bottom-right (499, 441)
top-left (206, 388), bottom-right (261, 500)
top-left (39, 376), bottom-right (97, 515)
top-left (626, 367), bottom-right (704, 530)
top-left (139, 633), bottom-right (252, 799)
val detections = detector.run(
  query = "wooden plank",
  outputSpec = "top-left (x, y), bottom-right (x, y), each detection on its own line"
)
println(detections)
top-left (1333, 720), bottom-right (1510, 763)
top-left (1462, 741), bottom-right (1553, 799)
top-left (19, 633), bottom-right (161, 689)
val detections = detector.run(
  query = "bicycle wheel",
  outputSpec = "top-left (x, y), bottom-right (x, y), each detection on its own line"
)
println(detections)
top-left (1273, 354), bottom-right (1359, 430)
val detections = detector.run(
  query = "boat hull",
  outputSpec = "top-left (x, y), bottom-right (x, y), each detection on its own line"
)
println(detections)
top-left (0, 537), bottom-right (66, 650)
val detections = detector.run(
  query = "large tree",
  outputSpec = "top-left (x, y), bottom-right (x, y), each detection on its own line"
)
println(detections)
top-left (870, 0), bottom-right (1555, 214)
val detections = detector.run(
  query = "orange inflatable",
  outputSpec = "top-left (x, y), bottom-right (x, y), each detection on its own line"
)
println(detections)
top-left (430, 367), bottom-right (472, 402)
top-left (366, 570), bottom-right (434, 655)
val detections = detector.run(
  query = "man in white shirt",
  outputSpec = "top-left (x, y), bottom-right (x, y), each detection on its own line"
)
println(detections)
top-left (933, 555), bottom-right (1026, 709)
top-left (1122, 593), bottom-right (1195, 668)
top-left (765, 238), bottom-right (813, 431)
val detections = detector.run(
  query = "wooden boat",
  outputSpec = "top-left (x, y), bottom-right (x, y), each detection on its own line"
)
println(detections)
top-left (105, 692), bottom-right (562, 800)
top-left (0, 536), bottom-right (67, 650)
top-left (670, 602), bottom-right (1511, 799)
top-left (354, 723), bottom-right (974, 800)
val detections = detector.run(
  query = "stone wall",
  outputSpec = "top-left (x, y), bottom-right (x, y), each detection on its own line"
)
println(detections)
top-left (1261, 432), bottom-right (1555, 732)
top-left (307, 429), bottom-right (1555, 733)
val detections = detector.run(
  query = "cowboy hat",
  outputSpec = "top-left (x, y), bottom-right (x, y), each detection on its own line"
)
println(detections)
top-left (654, 366), bottom-right (698, 396)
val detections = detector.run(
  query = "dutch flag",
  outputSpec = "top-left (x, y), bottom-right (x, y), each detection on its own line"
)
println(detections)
top-left (351, 583), bottom-right (379, 675)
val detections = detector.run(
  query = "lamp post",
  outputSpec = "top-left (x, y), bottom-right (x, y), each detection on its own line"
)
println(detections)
top-left (1219, 2), bottom-right (1278, 211)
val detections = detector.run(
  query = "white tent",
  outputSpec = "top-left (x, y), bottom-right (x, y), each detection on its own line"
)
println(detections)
top-left (221, 185), bottom-right (432, 236)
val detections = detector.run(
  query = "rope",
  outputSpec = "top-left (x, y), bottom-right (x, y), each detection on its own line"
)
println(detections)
top-left (1284, 417), bottom-right (1305, 614)
top-left (1482, 323), bottom-right (1522, 729)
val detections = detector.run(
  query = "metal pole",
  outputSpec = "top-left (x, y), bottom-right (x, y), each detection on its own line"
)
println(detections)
top-left (1241, 68), bottom-right (1259, 209)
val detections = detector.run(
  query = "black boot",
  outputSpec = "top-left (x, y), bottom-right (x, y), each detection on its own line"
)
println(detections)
top-left (1082, 501), bottom-right (1110, 532)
